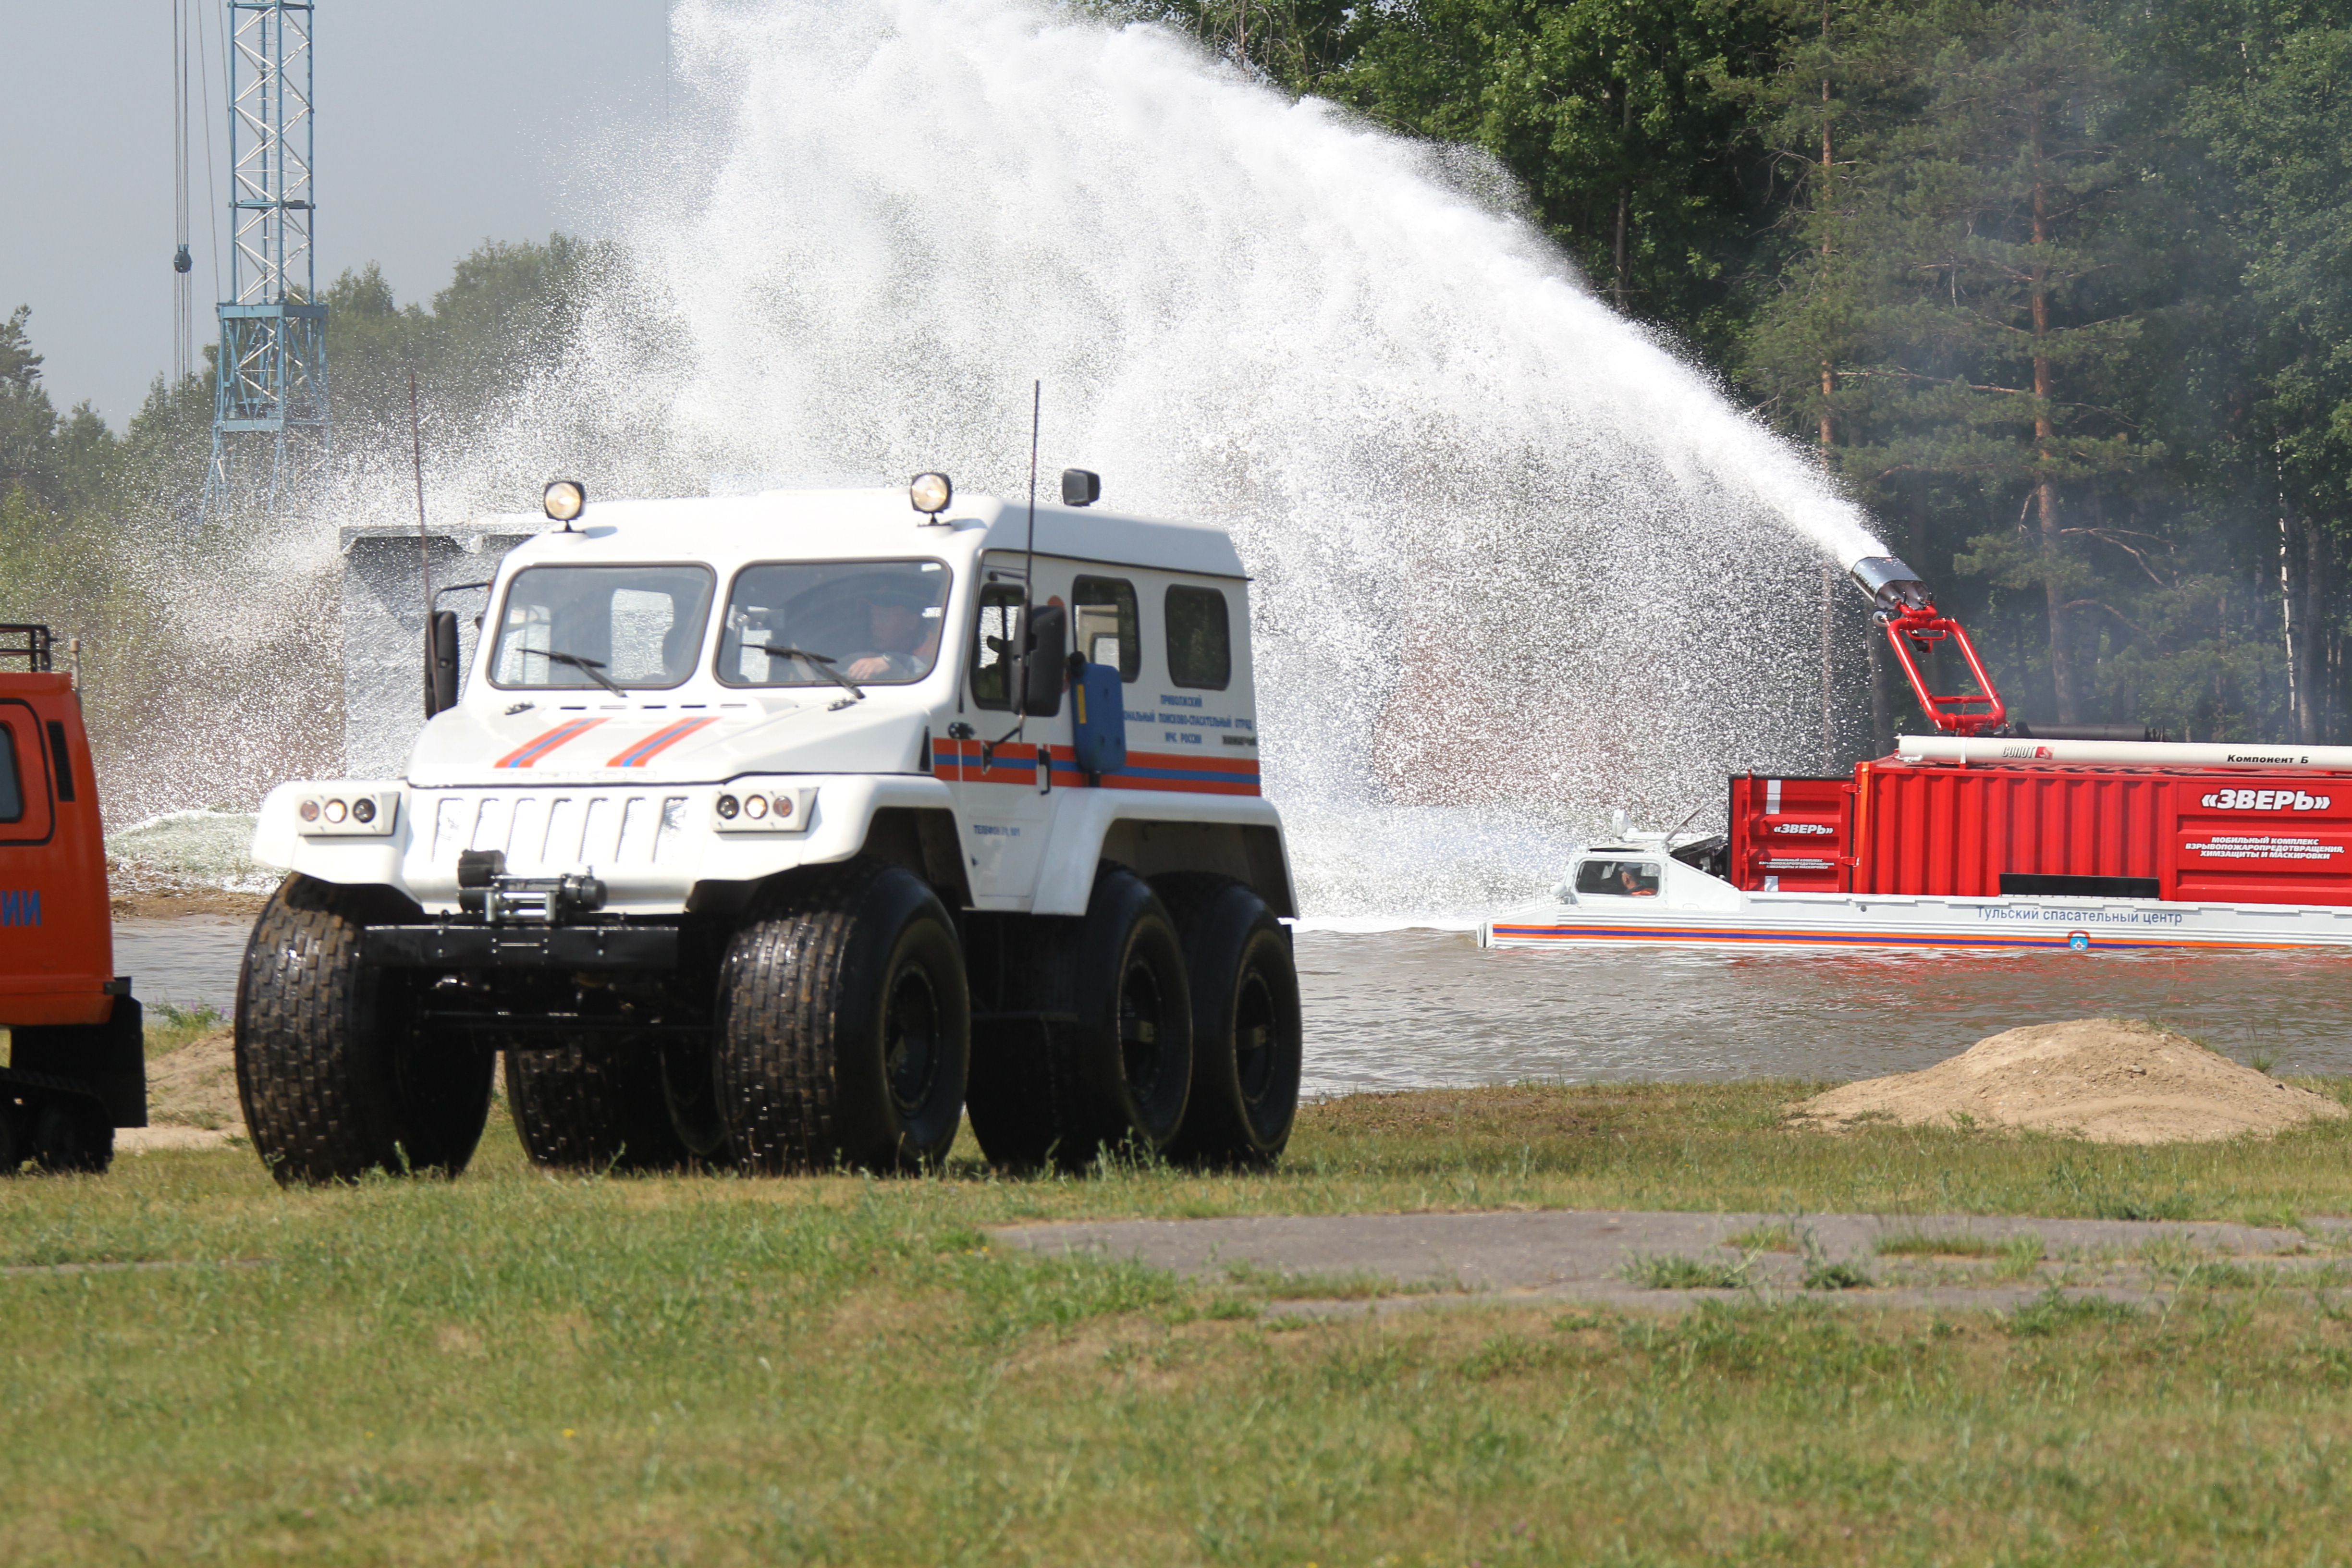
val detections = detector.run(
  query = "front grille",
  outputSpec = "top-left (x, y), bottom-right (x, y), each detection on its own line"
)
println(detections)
top-left (425, 791), bottom-right (692, 874)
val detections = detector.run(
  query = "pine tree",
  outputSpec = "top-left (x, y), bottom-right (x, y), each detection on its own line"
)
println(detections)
top-left (2181, 6), bottom-right (2352, 741)
top-left (0, 306), bottom-right (61, 502)
top-left (1747, 0), bottom-right (2167, 724)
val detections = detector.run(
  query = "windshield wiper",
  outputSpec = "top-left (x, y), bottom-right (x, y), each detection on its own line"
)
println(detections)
top-left (741, 643), bottom-right (864, 700)
top-left (518, 647), bottom-right (630, 698)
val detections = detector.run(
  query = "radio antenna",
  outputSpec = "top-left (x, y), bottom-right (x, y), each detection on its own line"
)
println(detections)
top-left (989, 380), bottom-right (1046, 757)
top-left (1023, 380), bottom-right (1041, 599)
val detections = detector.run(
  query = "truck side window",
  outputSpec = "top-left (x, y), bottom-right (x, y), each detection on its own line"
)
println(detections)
top-left (0, 723), bottom-right (19, 823)
top-left (45, 720), bottom-right (73, 802)
top-left (1164, 585), bottom-right (1231, 690)
top-left (970, 584), bottom-right (1026, 710)
top-left (1071, 576), bottom-right (1140, 681)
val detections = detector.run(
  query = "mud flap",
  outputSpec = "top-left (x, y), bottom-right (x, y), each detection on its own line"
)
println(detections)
top-left (11, 994), bottom-right (147, 1127)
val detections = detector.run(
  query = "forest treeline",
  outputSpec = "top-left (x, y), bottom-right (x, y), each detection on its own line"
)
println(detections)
top-left (7, 0), bottom-right (2350, 752)
top-left (1139, 0), bottom-right (2352, 746)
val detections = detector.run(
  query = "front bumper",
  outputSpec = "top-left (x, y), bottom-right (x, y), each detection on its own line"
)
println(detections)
top-left (252, 773), bottom-right (958, 915)
top-left (362, 923), bottom-right (680, 968)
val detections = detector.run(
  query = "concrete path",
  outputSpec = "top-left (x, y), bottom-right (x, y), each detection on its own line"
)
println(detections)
top-left (991, 1209), bottom-right (2352, 1314)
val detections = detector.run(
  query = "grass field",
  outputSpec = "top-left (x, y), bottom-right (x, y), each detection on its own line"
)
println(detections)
top-left (11, 1080), bottom-right (2352, 1564)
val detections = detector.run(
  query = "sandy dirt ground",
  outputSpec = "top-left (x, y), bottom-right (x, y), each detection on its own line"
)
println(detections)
top-left (109, 885), bottom-right (270, 920)
top-left (120, 1029), bottom-right (245, 1153)
top-left (996, 1208), bottom-right (2352, 1314)
top-left (1793, 1017), bottom-right (2347, 1143)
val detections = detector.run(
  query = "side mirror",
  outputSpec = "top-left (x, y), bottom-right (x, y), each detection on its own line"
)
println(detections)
top-left (1020, 604), bottom-right (1066, 718)
top-left (425, 609), bottom-right (460, 717)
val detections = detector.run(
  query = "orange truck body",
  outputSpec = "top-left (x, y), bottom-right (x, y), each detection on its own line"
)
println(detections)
top-left (0, 671), bottom-right (117, 1024)
top-left (0, 630), bottom-right (145, 1149)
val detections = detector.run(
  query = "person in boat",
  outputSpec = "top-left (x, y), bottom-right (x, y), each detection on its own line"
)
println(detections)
top-left (1618, 865), bottom-right (1658, 897)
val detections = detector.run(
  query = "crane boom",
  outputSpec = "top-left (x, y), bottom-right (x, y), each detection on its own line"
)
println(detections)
top-left (1845, 554), bottom-right (2008, 736)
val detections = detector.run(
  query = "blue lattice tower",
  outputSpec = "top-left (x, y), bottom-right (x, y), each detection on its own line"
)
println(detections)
top-left (205, 0), bottom-right (329, 513)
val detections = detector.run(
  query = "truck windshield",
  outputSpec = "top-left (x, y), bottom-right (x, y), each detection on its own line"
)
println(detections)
top-left (716, 560), bottom-right (952, 688)
top-left (489, 565), bottom-right (715, 692)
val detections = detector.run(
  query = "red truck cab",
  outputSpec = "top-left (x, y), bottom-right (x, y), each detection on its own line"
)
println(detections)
top-left (0, 625), bottom-right (144, 1170)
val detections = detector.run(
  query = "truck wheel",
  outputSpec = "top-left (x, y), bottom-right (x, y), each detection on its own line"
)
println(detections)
top-left (714, 858), bottom-right (970, 1174)
top-left (658, 1038), bottom-right (734, 1164)
top-left (505, 1042), bottom-right (691, 1172)
top-left (1154, 875), bottom-right (1303, 1168)
top-left (30, 1096), bottom-right (113, 1174)
top-left (968, 866), bottom-right (1194, 1172)
top-left (235, 875), bottom-right (495, 1184)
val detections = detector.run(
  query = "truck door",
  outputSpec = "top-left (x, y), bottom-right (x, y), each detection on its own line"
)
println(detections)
top-left (942, 562), bottom-right (1057, 906)
top-left (0, 697), bottom-right (72, 1015)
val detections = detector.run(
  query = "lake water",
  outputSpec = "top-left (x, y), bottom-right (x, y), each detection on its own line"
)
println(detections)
top-left (117, 918), bottom-right (2352, 1094)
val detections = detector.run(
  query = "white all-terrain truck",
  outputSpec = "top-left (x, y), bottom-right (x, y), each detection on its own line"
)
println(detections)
top-left (236, 474), bottom-right (1301, 1182)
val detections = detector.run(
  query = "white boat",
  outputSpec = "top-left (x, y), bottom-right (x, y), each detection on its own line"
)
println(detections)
top-left (1478, 833), bottom-right (2352, 955)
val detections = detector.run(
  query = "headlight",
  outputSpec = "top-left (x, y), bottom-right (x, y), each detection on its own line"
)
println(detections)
top-left (543, 479), bottom-right (587, 522)
top-left (908, 472), bottom-right (952, 515)
top-left (712, 784), bottom-right (814, 834)
top-left (294, 789), bottom-right (401, 838)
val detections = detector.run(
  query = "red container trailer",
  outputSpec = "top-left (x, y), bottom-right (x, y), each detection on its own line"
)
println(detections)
top-left (1729, 761), bottom-right (2352, 907)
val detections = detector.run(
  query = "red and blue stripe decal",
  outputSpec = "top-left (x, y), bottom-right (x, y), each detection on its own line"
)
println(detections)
top-left (931, 738), bottom-right (1260, 796)
top-left (1485, 923), bottom-right (2311, 954)
top-left (606, 717), bottom-right (717, 769)
top-left (495, 717), bottom-right (606, 769)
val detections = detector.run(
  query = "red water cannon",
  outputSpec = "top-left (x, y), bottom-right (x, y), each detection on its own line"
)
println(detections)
top-left (1848, 556), bottom-right (2007, 736)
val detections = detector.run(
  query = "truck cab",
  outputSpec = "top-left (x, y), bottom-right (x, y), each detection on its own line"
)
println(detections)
top-left (0, 625), bottom-right (146, 1171)
top-left (237, 479), bottom-right (1302, 1182)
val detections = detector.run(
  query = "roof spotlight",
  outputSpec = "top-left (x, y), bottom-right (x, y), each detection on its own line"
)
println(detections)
top-left (543, 479), bottom-right (587, 524)
top-left (908, 472), bottom-right (953, 516)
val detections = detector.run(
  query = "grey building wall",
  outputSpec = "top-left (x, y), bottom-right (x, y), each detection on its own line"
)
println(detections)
top-left (341, 522), bottom-right (540, 778)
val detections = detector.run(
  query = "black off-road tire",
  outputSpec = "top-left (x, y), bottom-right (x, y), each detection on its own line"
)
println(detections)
top-left (29, 1095), bottom-right (113, 1174)
top-left (714, 858), bottom-right (970, 1175)
top-left (505, 1042), bottom-right (693, 1172)
top-left (235, 875), bottom-right (495, 1184)
top-left (1154, 874), bottom-right (1302, 1168)
top-left (967, 865), bottom-right (1194, 1173)
top-left (658, 1037), bottom-right (734, 1165)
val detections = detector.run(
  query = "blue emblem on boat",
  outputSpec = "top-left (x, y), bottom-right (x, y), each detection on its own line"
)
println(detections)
top-left (2067, 931), bottom-right (2090, 951)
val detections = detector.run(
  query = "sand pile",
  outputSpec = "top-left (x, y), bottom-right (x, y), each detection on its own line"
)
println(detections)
top-left (1796, 1018), bottom-right (2349, 1144)
top-left (122, 1030), bottom-right (245, 1152)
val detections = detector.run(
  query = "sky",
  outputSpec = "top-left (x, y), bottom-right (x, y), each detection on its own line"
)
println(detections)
top-left (0, 0), bottom-right (670, 425)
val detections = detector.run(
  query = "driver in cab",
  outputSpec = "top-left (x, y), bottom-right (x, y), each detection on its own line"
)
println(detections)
top-left (1575, 858), bottom-right (1661, 898)
top-left (841, 583), bottom-right (942, 682)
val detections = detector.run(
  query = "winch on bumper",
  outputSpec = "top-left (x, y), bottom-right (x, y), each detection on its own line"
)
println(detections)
top-left (360, 849), bottom-right (683, 970)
